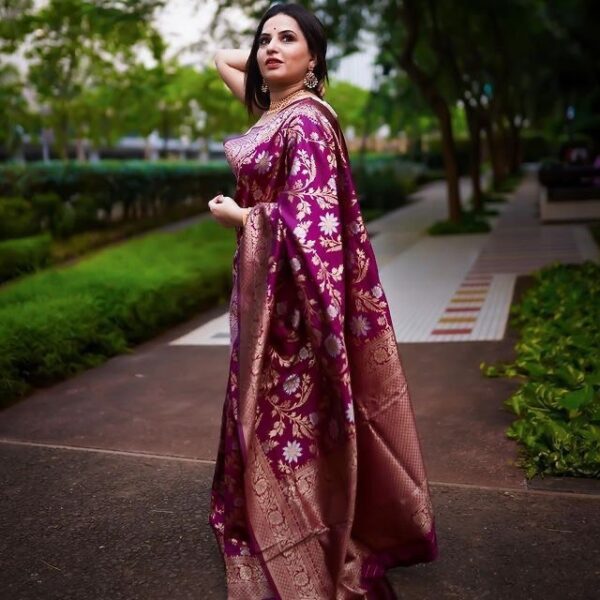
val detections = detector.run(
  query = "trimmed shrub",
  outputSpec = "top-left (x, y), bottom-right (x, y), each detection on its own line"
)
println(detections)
top-left (0, 197), bottom-right (39, 240)
top-left (0, 161), bottom-right (235, 236)
top-left (352, 156), bottom-right (422, 213)
top-left (0, 220), bottom-right (235, 406)
top-left (0, 234), bottom-right (52, 282)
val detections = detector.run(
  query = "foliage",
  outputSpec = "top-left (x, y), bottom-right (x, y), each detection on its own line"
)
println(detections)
top-left (493, 173), bottom-right (522, 194)
top-left (0, 233), bottom-right (51, 282)
top-left (422, 136), bottom-right (472, 175)
top-left (0, 64), bottom-right (31, 153)
top-left (481, 262), bottom-right (600, 478)
top-left (360, 208), bottom-right (386, 222)
top-left (0, 161), bottom-right (234, 240)
top-left (14, 0), bottom-right (165, 157)
top-left (47, 205), bottom-right (210, 264)
top-left (352, 156), bottom-right (421, 212)
top-left (0, 220), bottom-right (235, 406)
top-left (427, 211), bottom-right (491, 235)
top-left (324, 79), bottom-right (372, 134)
top-left (0, 196), bottom-right (39, 239)
top-left (479, 191), bottom-right (508, 204)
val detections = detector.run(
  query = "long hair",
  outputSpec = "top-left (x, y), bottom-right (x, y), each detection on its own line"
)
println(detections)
top-left (244, 3), bottom-right (329, 116)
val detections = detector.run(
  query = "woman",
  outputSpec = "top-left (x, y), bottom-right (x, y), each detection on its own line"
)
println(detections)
top-left (208, 4), bottom-right (438, 598)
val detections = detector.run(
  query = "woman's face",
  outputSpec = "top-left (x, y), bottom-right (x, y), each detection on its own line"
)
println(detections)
top-left (257, 13), bottom-right (315, 89)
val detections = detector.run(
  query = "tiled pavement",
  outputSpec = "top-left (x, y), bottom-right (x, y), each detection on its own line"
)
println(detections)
top-left (171, 170), bottom-right (599, 346)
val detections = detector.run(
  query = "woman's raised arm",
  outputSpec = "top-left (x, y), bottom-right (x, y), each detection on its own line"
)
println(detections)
top-left (214, 48), bottom-right (263, 115)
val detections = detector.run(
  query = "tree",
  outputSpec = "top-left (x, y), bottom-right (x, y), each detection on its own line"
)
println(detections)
top-left (15, 0), bottom-right (165, 158)
top-left (0, 65), bottom-right (31, 157)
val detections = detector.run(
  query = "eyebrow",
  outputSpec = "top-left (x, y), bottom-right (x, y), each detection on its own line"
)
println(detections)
top-left (259, 30), bottom-right (296, 38)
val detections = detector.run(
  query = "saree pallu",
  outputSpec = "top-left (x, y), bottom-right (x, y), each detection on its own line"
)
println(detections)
top-left (209, 96), bottom-right (438, 599)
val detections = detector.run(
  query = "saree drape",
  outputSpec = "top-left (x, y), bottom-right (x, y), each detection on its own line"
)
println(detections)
top-left (209, 96), bottom-right (438, 599)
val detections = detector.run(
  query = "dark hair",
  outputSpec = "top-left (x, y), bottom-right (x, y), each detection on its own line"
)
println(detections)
top-left (244, 2), bottom-right (328, 116)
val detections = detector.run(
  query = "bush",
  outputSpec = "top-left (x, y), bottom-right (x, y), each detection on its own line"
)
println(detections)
top-left (0, 220), bottom-right (235, 406)
top-left (0, 197), bottom-right (39, 240)
top-left (480, 191), bottom-right (508, 204)
top-left (0, 161), bottom-right (235, 236)
top-left (521, 132), bottom-right (556, 163)
top-left (352, 156), bottom-right (421, 213)
top-left (0, 234), bottom-right (52, 282)
top-left (493, 172), bottom-right (522, 193)
top-left (481, 262), bottom-right (600, 478)
top-left (428, 211), bottom-right (491, 235)
top-left (422, 137), bottom-right (471, 175)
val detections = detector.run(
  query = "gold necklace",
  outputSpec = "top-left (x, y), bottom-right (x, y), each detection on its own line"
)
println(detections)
top-left (266, 89), bottom-right (311, 115)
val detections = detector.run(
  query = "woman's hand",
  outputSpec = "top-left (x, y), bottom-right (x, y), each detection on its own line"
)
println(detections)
top-left (208, 193), bottom-right (247, 228)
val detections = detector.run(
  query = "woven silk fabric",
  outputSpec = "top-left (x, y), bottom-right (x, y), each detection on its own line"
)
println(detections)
top-left (209, 96), bottom-right (438, 599)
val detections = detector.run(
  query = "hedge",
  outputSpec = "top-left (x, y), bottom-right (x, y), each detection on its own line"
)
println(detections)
top-left (0, 161), bottom-right (235, 239)
top-left (0, 234), bottom-right (52, 282)
top-left (0, 220), bottom-right (235, 406)
top-left (353, 156), bottom-right (423, 212)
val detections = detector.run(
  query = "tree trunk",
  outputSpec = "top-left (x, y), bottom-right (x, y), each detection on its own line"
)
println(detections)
top-left (58, 108), bottom-right (69, 160)
top-left (466, 109), bottom-right (482, 211)
top-left (435, 100), bottom-right (462, 221)
top-left (508, 122), bottom-right (522, 174)
top-left (397, 0), bottom-right (462, 222)
top-left (75, 138), bottom-right (86, 162)
top-left (484, 119), bottom-right (504, 189)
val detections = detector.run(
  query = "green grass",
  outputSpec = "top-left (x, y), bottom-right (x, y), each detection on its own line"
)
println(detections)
top-left (481, 262), bottom-right (600, 479)
top-left (49, 204), bottom-right (208, 263)
top-left (0, 220), bottom-right (235, 407)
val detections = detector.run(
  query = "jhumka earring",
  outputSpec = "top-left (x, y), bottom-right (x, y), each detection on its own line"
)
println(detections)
top-left (261, 78), bottom-right (269, 93)
top-left (304, 67), bottom-right (318, 89)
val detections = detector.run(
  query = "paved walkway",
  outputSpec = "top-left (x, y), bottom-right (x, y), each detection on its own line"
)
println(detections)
top-left (1, 173), bottom-right (599, 599)
top-left (172, 171), bottom-right (598, 345)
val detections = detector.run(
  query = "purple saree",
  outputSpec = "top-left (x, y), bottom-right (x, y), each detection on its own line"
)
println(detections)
top-left (209, 96), bottom-right (438, 599)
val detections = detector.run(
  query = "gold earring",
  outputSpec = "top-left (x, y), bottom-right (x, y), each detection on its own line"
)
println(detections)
top-left (261, 79), bottom-right (269, 93)
top-left (304, 67), bottom-right (318, 89)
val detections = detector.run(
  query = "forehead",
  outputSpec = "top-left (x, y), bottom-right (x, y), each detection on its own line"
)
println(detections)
top-left (260, 13), bottom-right (300, 34)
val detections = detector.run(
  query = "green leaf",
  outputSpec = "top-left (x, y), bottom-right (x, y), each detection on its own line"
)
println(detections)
top-left (558, 385), bottom-right (594, 411)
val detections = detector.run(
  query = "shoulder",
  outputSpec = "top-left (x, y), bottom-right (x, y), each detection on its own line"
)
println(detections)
top-left (284, 97), bottom-right (340, 143)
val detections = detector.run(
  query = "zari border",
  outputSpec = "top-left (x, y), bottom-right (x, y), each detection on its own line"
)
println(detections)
top-left (223, 554), bottom-right (276, 599)
top-left (237, 203), bottom-right (278, 446)
top-left (244, 441), bottom-right (334, 599)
